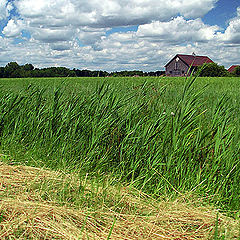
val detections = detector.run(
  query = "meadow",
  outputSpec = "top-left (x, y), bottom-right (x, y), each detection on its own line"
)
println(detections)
top-left (0, 76), bottom-right (240, 238)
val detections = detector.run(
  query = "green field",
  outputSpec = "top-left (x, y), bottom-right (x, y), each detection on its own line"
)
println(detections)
top-left (0, 76), bottom-right (240, 214)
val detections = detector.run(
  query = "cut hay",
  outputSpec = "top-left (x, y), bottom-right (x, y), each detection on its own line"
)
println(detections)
top-left (0, 162), bottom-right (239, 239)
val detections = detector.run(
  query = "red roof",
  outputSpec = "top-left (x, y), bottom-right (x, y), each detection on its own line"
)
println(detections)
top-left (165, 54), bottom-right (214, 67)
top-left (228, 65), bottom-right (239, 73)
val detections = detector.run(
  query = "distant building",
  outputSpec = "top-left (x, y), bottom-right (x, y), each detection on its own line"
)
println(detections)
top-left (165, 54), bottom-right (214, 77)
top-left (227, 65), bottom-right (239, 73)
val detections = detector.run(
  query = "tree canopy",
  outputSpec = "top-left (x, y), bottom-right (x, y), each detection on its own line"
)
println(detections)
top-left (232, 66), bottom-right (240, 77)
top-left (197, 63), bottom-right (230, 77)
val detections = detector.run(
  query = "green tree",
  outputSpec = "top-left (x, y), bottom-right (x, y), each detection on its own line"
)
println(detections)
top-left (0, 67), bottom-right (4, 78)
top-left (23, 63), bottom-right (34, 71)
top-left (4, 62), bottom-right (21, 77)
top-left (232, 66), bottom-right (240, 76)
top-left (198, 63), bottom-right (229, 77)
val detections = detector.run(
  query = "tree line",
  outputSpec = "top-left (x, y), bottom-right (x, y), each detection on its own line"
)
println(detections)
top-left (0, 62), bottom-right (239, 78)
top-left (0, 62), bottom-right (165, 78)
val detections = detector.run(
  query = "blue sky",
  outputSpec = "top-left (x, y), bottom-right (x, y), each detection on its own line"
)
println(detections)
top-left (203, 0), bottom-right (239, 27)
top-left (0, 0), bottom-right (239, 71)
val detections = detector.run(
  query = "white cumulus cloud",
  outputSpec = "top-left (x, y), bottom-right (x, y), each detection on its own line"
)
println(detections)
top-left (137, 17), bottom-right (219, 43)
top-left (15, 0), bottom-right (218, 28)
top-left (3, 19), bottom-right (24, 38)
top-left (218, 7), bottom-right (240, 44)
top-left (1, 0), bottom-right (240, 71)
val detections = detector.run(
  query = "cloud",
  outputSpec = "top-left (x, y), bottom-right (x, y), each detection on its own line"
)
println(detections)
top-left (6, 0), bottom-right (218, 48)
top-left (9, 0), bottom-right (219, 50)
top-left (2, 19), bottom-right (24, 38)
top-left (177, 0), bottom-right (218, 18)
top-left (50, 43), bottom-right (71, 51)
top-left (31, 27), bottom-right (75, 43)
top-left (218, 7), bottom-right (240, 44)
top-left (1, 0), bottom-right (240, 71)
top-left (0, 0), bottom-right (13, 20)
top-left (15, 0), bottom-right (218, 28)
top-left (77, 27), bottom-right (107, 46)
top-left (0, 28), bottom-right (239, 71)
top-left (137, 17), bottom-right (219, 43)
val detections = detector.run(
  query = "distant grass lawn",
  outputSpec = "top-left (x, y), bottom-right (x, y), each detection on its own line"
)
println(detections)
top-left (1, 76), bottom-right (240, 93)
top-left (1, 76), bottom-right (240, 111)
top-left (1, 76), bottom-right (240, 123)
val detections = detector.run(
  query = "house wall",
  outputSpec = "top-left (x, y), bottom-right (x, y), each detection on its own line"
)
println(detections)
top-left (165, 58), bottom-right (189, 76)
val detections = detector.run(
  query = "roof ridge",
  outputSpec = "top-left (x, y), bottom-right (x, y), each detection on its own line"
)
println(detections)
top-left (178, 54), bottom-right (210, 57)
top-left (165, 54), bottom-right (214, 67)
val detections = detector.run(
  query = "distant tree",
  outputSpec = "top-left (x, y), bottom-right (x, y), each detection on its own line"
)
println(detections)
top-left (232, 66), bottom-right (240, 76)
top-left (4, 62), bottom-right (21, 77)
top-left (0, 67), bottom-right (4, 78)
top-left (0, 62), bottom-right (170, 78)
top-left (198, 63), bottom-right (229, 77)
top-left (23, 63), bottom-right (34, 71)
top-left (74, 69), bottom-right (93, 77)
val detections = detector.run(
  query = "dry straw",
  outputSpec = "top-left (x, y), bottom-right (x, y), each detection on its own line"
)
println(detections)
top-left (0, 162), bottom-right (238, 239)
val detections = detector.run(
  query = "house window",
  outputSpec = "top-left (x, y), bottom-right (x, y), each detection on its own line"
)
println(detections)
top-left (170, 71), bottom-right (172, 74)
top-left (182, 71), bottom-right (184, 74)
top-left (175, 57), bottom-right (179, 70)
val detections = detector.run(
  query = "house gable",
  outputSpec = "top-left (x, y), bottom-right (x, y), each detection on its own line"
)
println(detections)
top-left (165, 55), bottom-right (189, 76)
top-left (165, 54), bottom-right (214, 76)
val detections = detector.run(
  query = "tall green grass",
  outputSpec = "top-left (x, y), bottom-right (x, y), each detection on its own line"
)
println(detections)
top-left (0, 75), bottom-right (239, 212)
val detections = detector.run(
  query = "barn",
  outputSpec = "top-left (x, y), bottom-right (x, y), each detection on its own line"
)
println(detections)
top-left (165, 54), bottom-right (214, 77)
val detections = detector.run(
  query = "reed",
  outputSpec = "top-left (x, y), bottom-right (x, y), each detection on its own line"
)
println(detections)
top-left (0, 75), bottom-right (239, 213)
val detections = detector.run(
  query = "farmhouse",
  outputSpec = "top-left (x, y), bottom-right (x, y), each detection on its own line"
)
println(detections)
top-left (165, 54), bottom-right (214, 77)
top-left (227, 65), bottom-right (239, 73)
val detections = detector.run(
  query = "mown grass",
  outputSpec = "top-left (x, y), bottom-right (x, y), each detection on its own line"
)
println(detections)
top-left (0, 75), bottom-right (239, 215)
top-left (0, 161), bottom-right (239, 239)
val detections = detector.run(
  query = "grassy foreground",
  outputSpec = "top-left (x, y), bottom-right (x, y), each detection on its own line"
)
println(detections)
top-left (0, 160), bottom-right (239, 239)
top-left (0, 75), bottom-right (240, 238)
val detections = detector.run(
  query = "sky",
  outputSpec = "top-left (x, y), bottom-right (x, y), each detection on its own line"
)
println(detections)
top-left (0, 0), bottom-right (239, 71)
